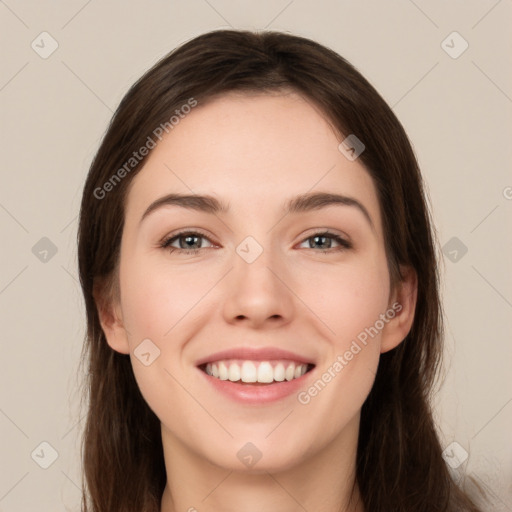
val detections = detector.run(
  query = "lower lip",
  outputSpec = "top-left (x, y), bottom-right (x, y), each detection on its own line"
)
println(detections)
top-left (198, 367), bottom-right (314, 404)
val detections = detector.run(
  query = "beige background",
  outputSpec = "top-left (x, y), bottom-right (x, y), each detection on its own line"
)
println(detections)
top-left (1, 1), bottom-right (511, 510)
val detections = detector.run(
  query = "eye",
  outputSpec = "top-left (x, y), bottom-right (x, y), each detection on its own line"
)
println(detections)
top-left (160, 230), bottom-right (215, 255)
top-left (160, 229), bottom-right (352, 256)
top-left (298, 231), bottom-right (352, 253)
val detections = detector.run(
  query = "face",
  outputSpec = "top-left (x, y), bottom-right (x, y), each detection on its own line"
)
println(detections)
top-left (99, 91), bottom-right (416, 473)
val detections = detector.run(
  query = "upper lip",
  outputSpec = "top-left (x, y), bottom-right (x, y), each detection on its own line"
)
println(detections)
top-left (195, 347), bottom-right (316, 367)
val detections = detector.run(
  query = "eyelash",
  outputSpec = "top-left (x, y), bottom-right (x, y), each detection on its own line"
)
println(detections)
top-left (159, 230), bottom-right (352, 255)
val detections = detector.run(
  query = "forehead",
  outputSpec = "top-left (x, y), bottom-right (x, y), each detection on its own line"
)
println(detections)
top-left (124, 92), bottom-right (381, 228)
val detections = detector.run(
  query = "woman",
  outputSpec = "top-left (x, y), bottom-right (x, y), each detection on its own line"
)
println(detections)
top-left (77, 29), bottom-right (486, 511)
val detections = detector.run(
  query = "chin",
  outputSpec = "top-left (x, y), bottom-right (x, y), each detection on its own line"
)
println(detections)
top-left (192, 430), bottom-right (317, 474)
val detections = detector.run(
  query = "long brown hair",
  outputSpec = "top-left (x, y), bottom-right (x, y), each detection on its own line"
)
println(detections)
top-left (77, 29), bottom-right (486, 511)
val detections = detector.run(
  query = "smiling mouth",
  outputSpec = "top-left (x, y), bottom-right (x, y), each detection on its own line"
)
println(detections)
top-left (199, 360), bottom-right (315, 384)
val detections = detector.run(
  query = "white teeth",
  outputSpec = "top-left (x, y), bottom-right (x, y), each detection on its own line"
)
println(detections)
top-left (203, 360), bottom-right (310, 383)
top-left (274, 363), bottom-right (285, 382)
top-left (285, 364), bottom-right (295, 381)
top-left (218, 361), bottom-right (229, 380)
top-left (257, 362), bottom-right (274, 383)
top-left (241, 361), bottom-right (257, 383)
top-left (228, 362), bottom-right (241, 382)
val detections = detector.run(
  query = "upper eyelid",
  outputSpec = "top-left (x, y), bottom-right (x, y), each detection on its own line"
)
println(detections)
top-left (160, 230), bottom-right (221, 253)
top-left (298, 229), bottom-right (351, 244)
top-left (161, 228), bottom-right (217, 245)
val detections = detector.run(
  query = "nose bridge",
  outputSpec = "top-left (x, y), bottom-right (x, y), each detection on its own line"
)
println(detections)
top-left (232, 234), bottom-right (281, 294)
top-left (221, 234), bottom-right (294, 326)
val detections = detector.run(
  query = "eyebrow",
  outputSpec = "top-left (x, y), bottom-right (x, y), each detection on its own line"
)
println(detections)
top-left (140, 191), bottom-right (374, 229)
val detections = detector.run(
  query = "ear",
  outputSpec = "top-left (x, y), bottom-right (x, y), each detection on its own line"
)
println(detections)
top-left (380, 265), bottom-right (418, 354)
top-left (93, 278), bottom-right (130, 355)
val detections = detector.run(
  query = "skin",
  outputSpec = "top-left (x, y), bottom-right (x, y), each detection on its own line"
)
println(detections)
top-left (96, 91), bottom-right (417, 512)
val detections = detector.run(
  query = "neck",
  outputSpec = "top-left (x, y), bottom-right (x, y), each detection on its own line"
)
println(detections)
top-left (160, 415), bottom-right (364, 512)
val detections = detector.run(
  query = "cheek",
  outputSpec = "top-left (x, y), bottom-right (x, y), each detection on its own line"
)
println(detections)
top-left (119, 257), bottom-right (216, 342)
top-left (292, 260), bottom-right (390, 439)
top-left (117, 256), bottom-right (220, 407)
top-left (294, 253), bottom-right (391, 343)
top-left (292, 252), bottom-right (389, 399)
top-left (117, 258), bottom-right (209, 422)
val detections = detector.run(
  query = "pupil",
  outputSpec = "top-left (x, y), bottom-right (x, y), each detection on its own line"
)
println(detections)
top-left (312, 235), bottom-right (330, 249)
top-left (182, 235), bottom-right (200, 249)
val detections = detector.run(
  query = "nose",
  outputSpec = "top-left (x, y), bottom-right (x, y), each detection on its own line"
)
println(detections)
top-left (221, 244), bottom-right (295, 329)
